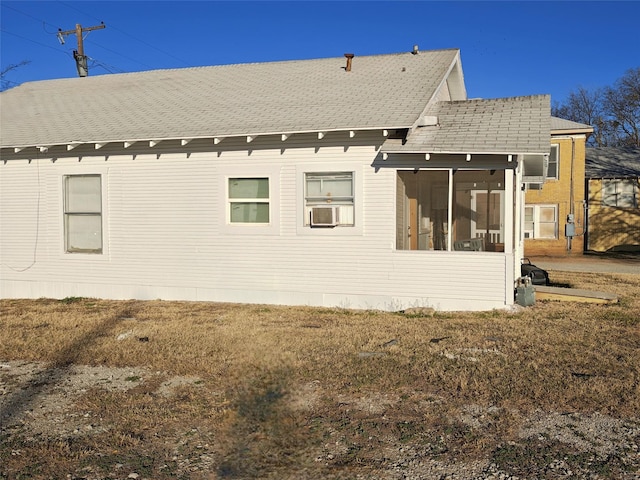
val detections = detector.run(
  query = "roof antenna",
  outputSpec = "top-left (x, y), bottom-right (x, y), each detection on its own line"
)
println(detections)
top-left (412, 45), bottom-right (419, 55)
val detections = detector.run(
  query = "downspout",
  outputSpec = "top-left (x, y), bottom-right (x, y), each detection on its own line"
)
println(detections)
top-left (566, 138), bottom-right (576, 251)
top-left (583, 177), bottom-right (590, 251)
top-left (570, 138), bottom-right (575, 218)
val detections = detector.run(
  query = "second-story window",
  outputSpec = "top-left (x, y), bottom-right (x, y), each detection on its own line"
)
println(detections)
top-left (547, 144), bottom-right (559, 179)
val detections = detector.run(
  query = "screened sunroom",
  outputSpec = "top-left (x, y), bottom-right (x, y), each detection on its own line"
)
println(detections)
top-left (396, 168), bottom-right (507, 252)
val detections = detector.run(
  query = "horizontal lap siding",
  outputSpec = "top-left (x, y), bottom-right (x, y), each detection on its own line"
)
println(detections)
top-left (1, 133), bottom-right (509, 310)
top-left (0, 161), bottom-right (42, 269)
top-left (108, 154), bottom-right (217, 286)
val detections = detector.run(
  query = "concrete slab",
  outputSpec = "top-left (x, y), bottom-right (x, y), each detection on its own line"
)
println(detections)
top-left (529, 253), bottom-right (640, 275)
top-left (534, 285), bottom-right (618, 304)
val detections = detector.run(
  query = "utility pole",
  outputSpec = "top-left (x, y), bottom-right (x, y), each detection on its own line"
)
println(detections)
top-left (58, 22), bottom-right (105, 77)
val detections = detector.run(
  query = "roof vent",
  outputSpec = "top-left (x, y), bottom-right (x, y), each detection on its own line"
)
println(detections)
top-left (412, 45), bottom-right (419, 55)
top-left (344, 53), bottom-right (354, 72)
top-left (417, 115), bottom-right (438, 127)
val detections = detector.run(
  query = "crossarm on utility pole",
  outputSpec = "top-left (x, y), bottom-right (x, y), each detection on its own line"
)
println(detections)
top-left (57, 22), bottom-right (106, 77)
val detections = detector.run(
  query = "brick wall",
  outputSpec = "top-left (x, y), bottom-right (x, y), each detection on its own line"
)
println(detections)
top-left (524, 136), bottom-right (587, 256)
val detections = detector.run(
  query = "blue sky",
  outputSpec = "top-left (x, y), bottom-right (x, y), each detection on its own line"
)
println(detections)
top-left (1, 1), bottom-right (639, 104)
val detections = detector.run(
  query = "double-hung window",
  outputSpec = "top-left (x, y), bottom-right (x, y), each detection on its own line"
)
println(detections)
top-left (602, 179), bottom-right (638, 208)
top-left (228, 177), bottom-right (270, 224)
top-left (304, 172), bottom-right (354, 226)
top-left (64, 174), bottom-right (103, 253)
top-left (547, 144), bottom-right (559, 179)
top-left (524, 204), bottom-right (558, 239)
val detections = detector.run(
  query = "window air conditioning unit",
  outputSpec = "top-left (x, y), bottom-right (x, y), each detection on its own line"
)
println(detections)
top-left (310, 206), bottom-right (338, 227)
top-left (522, 153), bottom-right (548, 187)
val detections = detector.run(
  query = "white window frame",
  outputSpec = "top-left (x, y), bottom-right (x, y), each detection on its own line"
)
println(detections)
top-left (524, 204), bottom-right (558, 239)
top-left (63, 173), bottom-right (104, 255)
top-left (220, 166), bottom-right (280, 235)
top-left (228, 177), bottom-right (270, 224)
top-left (527, 145), bottom-right (559, 191)
top-left (602, 178), bottom-right (638, 208)
top-left (547, 144), bottom-right (559, 180)
top-left (296, 164), bottom-right (363, 236)
top-left (304, 171), bottom-right (355, 227)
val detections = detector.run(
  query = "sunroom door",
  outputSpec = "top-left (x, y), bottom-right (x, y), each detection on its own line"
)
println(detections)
top-left (397, 170), bottom-right (449, 250)
top-left (470, 190), bottom-right (504, 249)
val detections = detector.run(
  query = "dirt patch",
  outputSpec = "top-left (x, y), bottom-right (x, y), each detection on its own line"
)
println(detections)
top-left (2, 288), bottom-right (639, 479)
top-left (2, 360), bottom-right (639, 479)
top-left (1, 360), bottom-right (201, 440)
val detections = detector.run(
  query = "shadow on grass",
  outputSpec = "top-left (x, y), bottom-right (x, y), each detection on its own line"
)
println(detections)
top-left (217, 367), bottom-right (307, 478)
top-left (0, 300), bottom-right (133, 429)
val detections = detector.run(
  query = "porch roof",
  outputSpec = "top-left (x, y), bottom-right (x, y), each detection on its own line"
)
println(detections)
top-left (380, 95), bottom-right (551, 156)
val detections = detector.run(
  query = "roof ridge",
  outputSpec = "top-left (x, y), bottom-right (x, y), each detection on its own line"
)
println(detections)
top-left (444, 94), bottom-right (550, 104)
top-left (2, 48), bottom-right (460, 148)
top-left (3, 48), bottom-right (463, 89)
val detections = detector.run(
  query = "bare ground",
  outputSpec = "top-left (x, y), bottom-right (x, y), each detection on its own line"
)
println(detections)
top-left (2, 358), bottom-right (639, 479)
top-left (1, 269), bottom-right (640, 479)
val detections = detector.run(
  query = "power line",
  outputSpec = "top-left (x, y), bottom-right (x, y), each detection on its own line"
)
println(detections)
top-left (1, 3), bottom-right (59, 32)
top-left (58, 22), bottom-right (106, 77)
top-left (0, 28), bottom-right (71, 55)
top-left (88, 41), bottom-right (155, 70)
top-left (87, 57), bottom-right (126, 74)
top-left (3, 1), bottom-right (192, 81)
top-left (2, 4), bottom-right (146, 74)
top-left (57, 0), bottom-right (190, 67)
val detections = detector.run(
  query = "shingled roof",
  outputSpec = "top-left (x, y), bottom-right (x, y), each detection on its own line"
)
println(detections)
top-left (381, 95), bottom-right (551, 155)
top-left (0, 49), bottom-right (462, 149)
top-left (586, 147), bottom-right (640, 178)
top-left (551, 117), bottom-right (593, 134)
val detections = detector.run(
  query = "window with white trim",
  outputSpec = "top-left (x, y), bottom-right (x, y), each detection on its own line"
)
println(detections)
top-left (527, 145), bottom-right (558, 191)
top-left (524, 204), bottom-right (558, 239)
top-left (304, 172), bottom-right (354, 226)
top-left (228, 177), bottom-right (270, 224)
top-left (547, 144), bottom-right (559, 179)
top-left (602, 178), bottom-right (638, 208)
top-left (64, 174), bottom-right (103, 253)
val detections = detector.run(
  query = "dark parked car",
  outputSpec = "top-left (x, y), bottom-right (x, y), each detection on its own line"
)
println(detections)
top-left (521, 258), bottom-right (550, 285)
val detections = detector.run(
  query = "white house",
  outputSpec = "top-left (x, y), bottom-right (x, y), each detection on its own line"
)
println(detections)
top-left (0, 48), bottom-right (550, 311)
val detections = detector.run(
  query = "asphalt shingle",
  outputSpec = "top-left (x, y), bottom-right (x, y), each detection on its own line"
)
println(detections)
top-left (586, 147), bottom-right (640, 178)
top-left (551, 116), bottom-right (593, 133)
top-left (381, 95), bottom-right (551, 155)
top-left (0, 50), bottom-right (460, 148)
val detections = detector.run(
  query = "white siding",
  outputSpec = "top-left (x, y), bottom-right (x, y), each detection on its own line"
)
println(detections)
top-left (1, 133), bottom-right (513, 311)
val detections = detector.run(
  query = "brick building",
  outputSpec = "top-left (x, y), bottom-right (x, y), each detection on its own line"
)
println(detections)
top-left (524, 118), bottom-right (593, 256)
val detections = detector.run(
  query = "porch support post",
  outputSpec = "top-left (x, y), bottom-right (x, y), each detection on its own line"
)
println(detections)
top-left (514, 155), bottom-right (525, 266)
top-left (447, 169), bottom-right (454, 251)
top-left (504, 166), bottom-right (516, 306)
top-left (504, 168), bottom-right (514, 253)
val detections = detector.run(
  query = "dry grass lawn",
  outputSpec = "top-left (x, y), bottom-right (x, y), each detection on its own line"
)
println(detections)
top-left (1, 269), bottom-right (639, 479)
